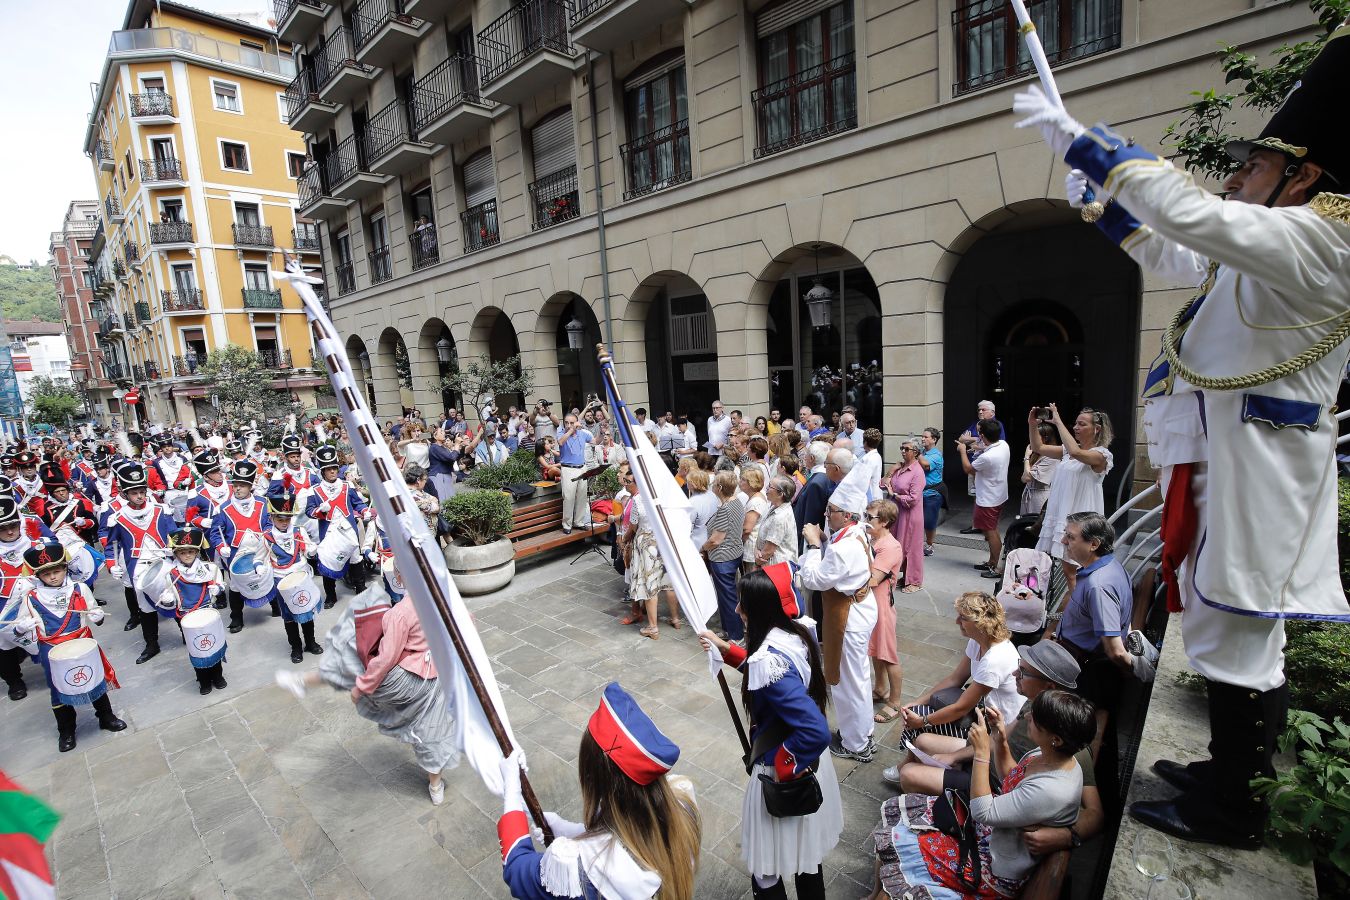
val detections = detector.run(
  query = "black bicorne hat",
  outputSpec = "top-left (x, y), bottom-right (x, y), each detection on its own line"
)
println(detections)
top-left (169, 527), bottom-right (208, 551)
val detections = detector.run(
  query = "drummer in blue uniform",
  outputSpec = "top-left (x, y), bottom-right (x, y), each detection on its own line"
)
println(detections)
top-left (3, 538), bottom-right (126, 752)
top-left (0, 496), bottom-right (53, 702)
top-left (103, 464), bottom-right (175, 664)
top-left (157, 526), bottom-right (228, 695)
top-left (184, 449), bottom-right (231, 609)
top-left (306, 445), bottom-right (369, 610)
top-left (264, 486), bottom-right (324, 664)
top-left (210, 460), bottom-right (278, 634)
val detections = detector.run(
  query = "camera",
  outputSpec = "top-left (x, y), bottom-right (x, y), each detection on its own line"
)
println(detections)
top-left (1033, 407), bottom-right (1052, 422)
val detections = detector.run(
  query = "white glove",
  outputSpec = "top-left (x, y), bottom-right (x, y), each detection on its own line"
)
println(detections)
top-left (1065, 169), bottom-right (1089, 209)
top-left (499, 749), bottom-right (527, 815)
top-left (87, 608), bottom-right (106, 626)
top-left (109, 563), bottom-right (124, 581)
top-left (199, 516), bottom-right (212, 528)
top-left (13, 616), bottom-right (38, 636)
top-left (1130, 653), bottom-right (1157, 683)
top-left (209, 583), bottom-right (223, 598)
top-left (365, 549), bottom-right (379, 563)
top-left (317, 501), bottom-right (331, 514)
top-left (157, 588), bottom-right (177, 611)
top-left (1012, 84), bottom-right (1084, 158)
top-left (542, 811), bottom-right (585, 840)
top-left (218, 546), bottom-right (231, 560)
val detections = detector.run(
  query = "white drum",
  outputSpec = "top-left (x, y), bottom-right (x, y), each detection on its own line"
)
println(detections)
top-left (166, 490), bottom-right (190, 523)
top-left (181, 608), bottom-right (227, 669)
top-left (0, 595), bottom-right (35, 651)
top-left (277, 570), bottom-right (321, 618)
top-left (317, 516), bottom-right (358, 577)
top-left (381, 555), bottom-right (405, 600)
top-left (228, 546), bottom-right (274, 600)
top-left (48, 637), bottom-right (106, 706)
top-left (134, 553), bottom-right (170, 601)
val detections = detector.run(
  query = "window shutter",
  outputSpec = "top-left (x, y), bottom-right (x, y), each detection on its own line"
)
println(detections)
top-left (756, 0), bottom-right (840, 37)
top-left (463, 151), bottom-right (495, 207)
top-left (530, 109), bottom-right (575, 180)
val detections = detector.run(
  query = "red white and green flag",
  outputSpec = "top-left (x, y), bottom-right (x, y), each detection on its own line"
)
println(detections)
top-left (0, 772), bottom-right (59, 900)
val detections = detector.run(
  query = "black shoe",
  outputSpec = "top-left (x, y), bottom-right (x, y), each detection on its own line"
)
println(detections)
top-left (1129, 798), bottom-right (1264, 850)
top-left (304, 641), bottom-right (324, 656)
top-left (960, 526), bottom-right (980, 535)
top-left (213, 597), bottom-right (227, 610)
top-left (123, 617), bottom-right (140, 631)
top-left (211, 674), bottom-right (228, 690)
top-left (97, 715), bottom-right (127, 733)
top-left (7, 683), bottom-right (26, 701)
top-left (1153, 759), bottom-right (1207, 795)
top-left (228, 622), bottom-right (243, 634)
top-left (58, 733), bottom-right (76, 753)
top-left (323, 600), bottom-right (335, 609)
top-left (199, 682), bottom-right (213, 695)
top-left (270, 606), bottom-right (282, 618)
top-left (135, 644), bottom-right (160, 665)
top-left (291, 648), bottom-right (304, 664)
top-left (980, 568), bottom-right (1003, 580)
top-left (95, 598), bottom-right (107, 606)
top-left (972, 562), bottom-right (992, 569)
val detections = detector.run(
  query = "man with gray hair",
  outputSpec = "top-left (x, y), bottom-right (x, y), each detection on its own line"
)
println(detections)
top-left (792, 440), bottom-right (836, 551)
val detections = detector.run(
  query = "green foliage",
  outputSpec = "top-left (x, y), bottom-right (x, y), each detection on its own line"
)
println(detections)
top-left (440, 354), bottom-right (534, 418)
top-left (1162, 0), bottom-right (1350, 178)
top-left (392, 338), bottom-right (413, 389)
top-left (26, 376), bottom-right (81, 426)
top-left (1339, 478), bottom-right (1350, 594)
top-left (1253, 710), bottom-right (1350, 893)
top-left (1285, 621), bottom-right (1350, 723)
top-left (0, 264), bottom-right (61, 323)
top-left (590, 465), bottom-right (621, 500)
top-left (441, 489), bottom-right (513, 546)
top-left (466, 448), bottom-right (540, 490)
top-left (197, 345), bottom-right (299, 427)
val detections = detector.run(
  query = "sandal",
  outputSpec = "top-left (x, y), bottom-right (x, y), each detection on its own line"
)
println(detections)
top-left (640, 626), bottom-right (659, 641)
top-left (872, 690), bottom-right (888, 703)
top-left (901, 584), bottom-right (923, 593)
top-left (669, 618), bottom-right (684, 629)
top-left (874, 706), bottom-right (903, 724)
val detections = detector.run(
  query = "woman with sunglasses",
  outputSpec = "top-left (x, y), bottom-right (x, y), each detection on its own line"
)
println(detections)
top-left (1027, 404), bottom-right (1114, 592)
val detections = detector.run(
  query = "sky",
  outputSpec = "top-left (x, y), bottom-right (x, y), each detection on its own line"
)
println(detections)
top-left (0, 0), bottom-right (270, 264)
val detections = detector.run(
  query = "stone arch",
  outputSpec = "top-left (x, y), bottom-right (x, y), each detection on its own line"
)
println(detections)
top-left (534, 291), bottom-right (603, 412)
top-left (375, 326), bottom-right (413, 420)
top-left (625, 271), bottom-right (720, 421)
top-left (465, 306), bottom-right (525, 417)
top-left (344, 334), bottom-right (377, 414)
top-left (416, 317), bottom-right (460, 416)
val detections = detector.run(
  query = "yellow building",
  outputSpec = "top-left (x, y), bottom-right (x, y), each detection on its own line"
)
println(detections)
top-left (82, 0), bottom-right (325, 427)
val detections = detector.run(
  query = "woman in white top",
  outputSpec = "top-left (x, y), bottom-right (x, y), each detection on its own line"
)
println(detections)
top-left (755, 476), bottom-right (799, 568)
top-left (739, 468), bottom-right (770, 573)
top-left (398, 423), bottom-right (431, 471)
top-left (1019, 421), bottom-right (1062, 516)
top-left (686, 468), bottom-right (718, 550)
top-left (1028, 404), bottom-right (1114, 589)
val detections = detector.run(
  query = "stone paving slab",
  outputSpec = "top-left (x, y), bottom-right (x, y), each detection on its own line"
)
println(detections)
top-left (0, 543), bottom-right (1009, 899)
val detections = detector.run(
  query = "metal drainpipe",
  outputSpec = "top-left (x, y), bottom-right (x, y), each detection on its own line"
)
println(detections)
top-left (586, 52), bottom-right (615, 349)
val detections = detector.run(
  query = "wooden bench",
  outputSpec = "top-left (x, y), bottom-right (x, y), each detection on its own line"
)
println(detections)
top-left (506, 494), bottom-right (608, 561)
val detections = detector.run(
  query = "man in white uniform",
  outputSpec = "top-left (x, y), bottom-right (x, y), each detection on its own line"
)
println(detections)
top-left (1015, 24), bottom-right (1350, 848)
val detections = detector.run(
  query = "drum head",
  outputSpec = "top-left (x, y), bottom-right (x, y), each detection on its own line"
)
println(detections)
top-left (49, 637), bottom-right (98, 660)
top-left (181, 607), bottom-right (218, 630)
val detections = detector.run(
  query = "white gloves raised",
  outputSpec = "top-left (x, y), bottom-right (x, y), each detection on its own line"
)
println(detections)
top-left (87, 607), bottom-right (106, 626)
top-left (1012, 84), bottom-right (1084, 158)
top-left (218, 546), bottom-right (231, 560)
top-left (199, 516), bottom-right (212, 529)
top-left (1065, 169), bottom-right (1089, 209)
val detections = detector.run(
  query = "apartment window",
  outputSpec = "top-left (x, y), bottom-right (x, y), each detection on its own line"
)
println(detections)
top-left (368, 214), bottom-right (392, 284)
top-left (528, 109), bottom-right (579, 230)
top-left (952, 0), bottom-right (1122, 95)
top-left (287, 151), bottom-right (307, 178)
top-left (235, 203), bottom-right (262, 227)
top-left (141, 77), bottom-right (166, 94)
top-left (622, 58), bottom-right (691, 200)
top-left (82, 271), bottom-right (96, 289)
top-left (221, 141), bottom-right (250, 171)
top-left (160, 200), bottom-right (184, 222)
top-left (171, 264), bottom-right (197, 294)
top-left (408, 187), bottom-right (438, 270)
top-left (461, 151), bottom-right (498, 252)
top-left (244, 264), bottom-right (270, 292)
top-left (334, 230), bottom-right (356, 296)
top-left (212, 79), bottom-right (242, 113)
top-left (253, 325), bottom-right (280, 362)
top-left (753, 0), bottom-right (857, 157)
top-left (241, 39), bottom-right (264, 51)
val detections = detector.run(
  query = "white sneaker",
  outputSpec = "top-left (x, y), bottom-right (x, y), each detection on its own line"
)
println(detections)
top-left (429, 780), bottom-right (445, 806)
top-left (274, 669), bottom-right (307, 699)
top-left (882, 765), bottom-right (902, 786)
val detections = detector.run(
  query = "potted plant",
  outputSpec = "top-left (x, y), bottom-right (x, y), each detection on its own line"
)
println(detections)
top-left (466, 448), bottom-right (542, 491)
top-left (441, 489), bottom-right (515, 595)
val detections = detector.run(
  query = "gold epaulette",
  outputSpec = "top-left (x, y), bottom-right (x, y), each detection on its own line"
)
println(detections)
top-left (1309, 192), bottom-right (1350, 225)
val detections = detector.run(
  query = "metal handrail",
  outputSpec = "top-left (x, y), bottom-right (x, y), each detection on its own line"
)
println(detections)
top-left (364, 99), bottom-right (418, 160)
top-left (129, 92), bottom-right (174, 117)
top-left (293, 224), bottom-right (321, 250)
top-left (161, 289), bottom-right (203, 312)
top-left (410, 54), bottom-right (487, 133)
top-left (528, 165), bottom-right (579, 230)
top-left (312, 28), bottom-right (359, 87)
top-left (353, 0), bottom-right (418, 51)
top-left (1116, 503), bottom-right (1163, 550)
top-left (149, 221), bottom-right (193, 244)
top-left (460, 199), bottom-right (499, 252)
top-left (140, 157), bottom-right (183, 182)
top-left (335, 261), bottom-right (357, 295)
top-left (367, 248), bottom-right (393, 284)
top-left (232, 223), bottom-right (275, 247)
top-left (477, 0), bottom-right (575, 86)
top-left (1107, 481), bottom-right (1159, 526)
top-left (620, 119), bottom-right (692, 200)
top-left (752, 52), bottom-right (857, 158)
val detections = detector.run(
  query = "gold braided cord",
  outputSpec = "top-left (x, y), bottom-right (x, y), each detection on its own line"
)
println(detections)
top-left (1162, 261), bottom-right (1350, 391)
top-left (1310, 192), bottom-right (1350, 225)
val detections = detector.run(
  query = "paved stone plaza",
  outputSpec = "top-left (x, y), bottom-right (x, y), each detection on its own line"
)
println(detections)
top-left (0, 542), bottom-right (986, 900)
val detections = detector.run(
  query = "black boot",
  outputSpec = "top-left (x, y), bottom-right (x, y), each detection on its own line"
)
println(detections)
top-left (92, 693), bottom-right (127, 732)
top-left (1, 647), bottom-right (27, 701)
top-left (1130, 679), bottom-right (1286, 850)
top-left (54, 704), bottom-right (77, 752)
top-left (209, 663), bottom-right (228, 691)
top-left (124, 586), bottom-right (142, 630)
top-left (793, 868), bottom-right (826, 900)
top-left (228, 592), bottom-right (244, 633)
top-left (196, 668), bottom-right (213, 695)
top-left (301, 620), bottom-right (323, 656)
top-left (284, 622), bottom-right (304, 664)
top-left (136, 612), bottom-right (160, 664)
top-left (213, 589), bottom-right (227, 609)
top-left (322, 576), bottom-right (338, 610)
top-left (750, 877), bottom-right (787, 900)
top-left (270, 599), bottom-right (282, 618)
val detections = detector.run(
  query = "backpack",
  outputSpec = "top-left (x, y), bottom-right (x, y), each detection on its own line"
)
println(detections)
top-left (997, 547), bottom-right (1054, 634)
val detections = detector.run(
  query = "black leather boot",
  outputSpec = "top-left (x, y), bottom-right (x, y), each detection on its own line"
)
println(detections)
top-left (1, 646), bottom-right (27, 701)
top-left (228, 592), bottom-right (244, 633)
top-left (54, 704), bottom-right (78, 752)
top-left (322, 576), bottom-right (338, 609)
top-left (750, 877), bottom-right (787, 899)
top-left (136, 612), bottom-right (160, 664)
top-left (196, 668), bottom-right (213, 695)
top-left (209, 663), bottom-right (228, 691)
top-left (123, 586), bottom-right (141, 630)
top-left (270, 599), bottom-right (282, 618)
top-left (301, 620), bottom-right (323, 656)
top-left (793, 869), bottom-right (826, 900)
top-left (284, 622), bottom-right (304, 664)
top-left (92, 693), bottom-right (127, 732)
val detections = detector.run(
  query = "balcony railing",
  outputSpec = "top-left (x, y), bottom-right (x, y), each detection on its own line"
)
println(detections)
top-left (352, 0), bottom-right (416, 50)
top-left (132, 364), bottom-right (145, 382)
top-left (368, 248), bottom-right (393, 284)
top-left (410, 54), bottom-right (487, 132)
top-left (461, 199), bottom-right (499, 252)
top-left (95, 141), bottom-right (113, 167)
top-left (243, 288), bottom-right (283, 309)
top-left (312, 27), bottom-right (359, 87)
top-left (282, 68), bottom-right (317, 123)
top-left (105, 362), bottom-right (127, 381)
top-left (297, 164), bottom-right (328, 208)
top-left (478, 0), bottom-right (573, 85)
top-left (325, 134), bottom-right (364, 187)
top-left (125, 313), bottom-right (137, 331)
top-left (112, 258), bottom-right (127, 278)
top-left (104, 196), bottom-right (122, 219)
top-left (140, 157), bottom-right (184, 182)
top-left (952, 0), bottom-right (1121, 95)
top-left (621, 119), bottom-right (692, 200)
top-left (752, 52), bottom-right (857, 158)
top-left (172, 355), bottom-right (196, 377)
top-left (334, 261), bottom-right (357, 296)
top-left (145, 360), bottom-right (161, 380)
top-left (259, 348), bottom-right (293, 369)
top-left (364, 99), bottom-right (418, 161)
top-left (99, 316), bottom-right (124, 337)
top-left (274, 0), bottom-right (325, 26)
top-left (409, 229), bottom-right (439, 270)
top-left (124, 240), bottom-right (140, 264)
top-left (529, 166), bottom-right (579, 230)
top-left (129, 92), bottom-right (174, 118)
top-left (293, 224), bottom-right (321, 251)
top-left (134, 301), bottom-right (152, 324)
top-left (108, 27), bottom-right (295, 79)
top-left (161, 289), bottom-right (204, 312)
top-left (232, 223), bottom-right (274, 247)
top-left (149, 221), bottom-right (193, 245)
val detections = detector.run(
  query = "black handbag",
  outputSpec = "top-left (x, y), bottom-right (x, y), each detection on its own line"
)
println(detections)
top-left (757, 769), bottom-right (824, 818)
top-left (929, 686), bottom-right (977, 733)
top-left (932, 788), bottom-right (982, 893)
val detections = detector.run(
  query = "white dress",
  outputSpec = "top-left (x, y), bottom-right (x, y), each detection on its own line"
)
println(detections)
top-left (401, 441), bottom-right (430, 470)
top-left (1035, 447), bottom-right (1113, 560)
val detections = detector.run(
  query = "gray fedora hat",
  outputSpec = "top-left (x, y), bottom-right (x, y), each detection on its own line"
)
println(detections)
top-left (1018, 640), bottom-right (1079, 689)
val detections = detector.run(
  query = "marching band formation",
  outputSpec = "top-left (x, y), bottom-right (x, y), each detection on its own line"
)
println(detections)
top-left (0, 427), bottom-right (399, 753)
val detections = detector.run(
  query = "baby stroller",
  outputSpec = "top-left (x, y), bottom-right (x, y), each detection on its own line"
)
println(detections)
top-left (994, 547), bottom-right (1055, 647)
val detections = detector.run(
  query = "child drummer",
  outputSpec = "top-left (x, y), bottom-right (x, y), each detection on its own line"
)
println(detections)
top-left (3, 539), bottom-right (126, 752)
top-left (265, 487), bottom-right (324, 664)
top-left (158, 527), bottom-right (227, 695)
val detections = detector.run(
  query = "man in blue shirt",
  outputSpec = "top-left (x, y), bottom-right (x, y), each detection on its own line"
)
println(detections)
top-left (1048, 511), bottom-right (1135, 760)
top-left (557, 414), bottom-right (593, 534)
top-left (918, 427), bottom-right (944, 556)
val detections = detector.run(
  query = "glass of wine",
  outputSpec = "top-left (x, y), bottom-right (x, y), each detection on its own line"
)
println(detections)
top-left (1146, 875), bottom-right (1193, 900)
top-left (1133, 830), bottom-right (1174, 881)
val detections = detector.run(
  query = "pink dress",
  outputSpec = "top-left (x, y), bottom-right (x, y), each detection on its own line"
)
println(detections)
top-left (868, 531), bottom-right (903, 665)
top-left (887, 461), bottom-right (925, 586)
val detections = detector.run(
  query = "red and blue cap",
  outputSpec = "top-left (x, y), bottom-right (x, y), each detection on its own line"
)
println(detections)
top-left (586, 682), bottom-right (679, 785)
top-left (763, 561), bottom-right (805, 618)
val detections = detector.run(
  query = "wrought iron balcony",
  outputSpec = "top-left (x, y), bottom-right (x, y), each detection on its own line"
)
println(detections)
top-left (145, 360), bottom-right (161, 380)
top-left (364, 99), bottom-right (434, 175)
top-left (129, 92), bottom-right (175, 119)
top-left (273, 0), bottom-right (328, 43)
top-left (149, 221), bottom-right (194, 245)
top-left (313, 28), bottom-right (376, 104)
top-left (293, 223), bottom-right (321, 251)
top-left (461, 199), bottom-right (499, 253)
top-left (95, 141), bottom-right (114, 170)
top-left (243, 288), bottom-right (283, 309)
top-left (161, 289), bottom-right (204, 312)
top-left (105, 362), bottom-right (127, 381)
top-left (140, 157), bottom-right (184, 183)
top-left (621, 119), bottom-right (692, 200)
top-left (132, 364), bottom-right (145, 382)
top-left (352, 0), bottom-right (429, 68)
top-left (105, 196), bottom-right (124, 222)
top-left (259, 348), bottom-right (293, 369)
top-left (232, 223), bottom-right (274, 247)
top-left (409, 229), bottom-right (439, 271)
top-left (125, 313), bottom-right (137, 331)
top-left (569, 0), bottom-right (692, 53)
top-left (477, 0), bottom-right (577, 105)
top-left (368, 247), bottom-right (393, 284)
top-left (99, 316), bottom-right (125, 338)
top-left (112, 258), bottom-right (127, 278)
top-left (134, 301), bottom-right (152, 324)
top-left (327, 133), bottom-right (390, 201)
top-left (124, 240), bottom-right (141, 264)
top-left (410, 54), bottom-right (492, 146)
top-left (752, 52), bottom-right (857, 158)
top-left (334, 261), bottom-right (357, 296)
top-left (529, 166), bottom-right (580, 230)
top-left (951, 0), bottom-right (1122, 96)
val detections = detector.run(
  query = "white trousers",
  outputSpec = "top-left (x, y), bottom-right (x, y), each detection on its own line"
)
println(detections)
top-left (835, 628), bottom-right (874, 752)
top-left (560, 466), bottom-right (589, 529)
